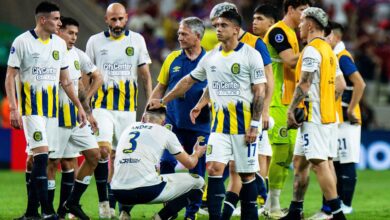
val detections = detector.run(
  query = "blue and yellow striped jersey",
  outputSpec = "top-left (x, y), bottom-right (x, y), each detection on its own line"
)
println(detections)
top-left (86, 30), bottom-right (151, 112)
top-left (8, 30), bottom-right (68, 118)
top-left (190, 42), bottom-right (267, 134)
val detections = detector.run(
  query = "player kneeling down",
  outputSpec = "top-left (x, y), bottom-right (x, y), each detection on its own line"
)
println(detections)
top-left (110, 106), bottom-right (206, 219)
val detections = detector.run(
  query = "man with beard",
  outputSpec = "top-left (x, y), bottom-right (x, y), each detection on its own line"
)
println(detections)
top-left (86, 3), bottom-right (153, 219)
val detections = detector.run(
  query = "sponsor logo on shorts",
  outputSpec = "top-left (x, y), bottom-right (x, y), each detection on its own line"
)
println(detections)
top-left (125, 47), bottom-right (134, 56)
top-left (248, 159), bottom-right (256, 166)
top-left (206, 144), bottom-right (213, 155)
top-left (52, 50), bottom-right (59, 60)
top-left (231, 63), bottom-right (240, 74)
top-left (279, 127), bottom-right (288, 138)
top-left (33, 131), bottom-right (43, 141)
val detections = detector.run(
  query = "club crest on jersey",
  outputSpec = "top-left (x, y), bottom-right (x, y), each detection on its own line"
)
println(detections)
top-left (33, 131), bottom-right (43, 141)
top-left (126, 47), bottom-right (134, 56)
top-left (74, 60), bottom-right (80, 70)
top-left (279, 127), bottom-right (288, 138)
top-left (52, 50), bottom-right (59, 60)
top-left (231, 63), bottom-right (240, 74)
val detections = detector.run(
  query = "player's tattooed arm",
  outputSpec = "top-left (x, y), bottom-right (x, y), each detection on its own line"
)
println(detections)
top-left (78, 80), bottom-right (91, 115)
top-left (289, 71), bottom-right (313, 111)
top-left (251, 86), bottom-right (265, 121)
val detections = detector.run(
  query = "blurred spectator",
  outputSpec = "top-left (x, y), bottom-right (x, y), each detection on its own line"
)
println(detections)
top-left (0, 97), bottom-right (10, 128)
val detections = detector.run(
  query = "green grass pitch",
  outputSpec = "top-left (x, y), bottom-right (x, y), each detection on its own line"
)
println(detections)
top-left (1, 170), bottom-right (389, 219)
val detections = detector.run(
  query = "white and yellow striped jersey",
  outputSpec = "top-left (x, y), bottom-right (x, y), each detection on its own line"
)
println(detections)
top-left (190, 42), bottom-right (267, 134)
top-left (58, 47), bottom-right (97, 127)
top-left (86, 30), bottom-right (151, 112)
top-left (8, 30), bottom-right (68, 118)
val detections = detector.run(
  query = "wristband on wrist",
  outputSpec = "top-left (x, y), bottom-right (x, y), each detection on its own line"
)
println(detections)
top-left (160, 98), bottom-right (165, 106)
top-left (250, 120), bottom-right (260, 128)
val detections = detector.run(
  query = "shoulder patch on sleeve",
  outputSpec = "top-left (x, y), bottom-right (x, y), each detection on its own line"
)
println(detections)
top-left (275, 34), bottom-right (284, 43)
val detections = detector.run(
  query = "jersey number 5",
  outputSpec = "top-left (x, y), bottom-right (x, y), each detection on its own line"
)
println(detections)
top-left (123, 131), bottom-right (140, 153)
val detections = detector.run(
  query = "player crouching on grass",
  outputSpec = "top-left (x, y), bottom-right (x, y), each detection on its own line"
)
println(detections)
top-left (110, 106), bottom-right (206, 220)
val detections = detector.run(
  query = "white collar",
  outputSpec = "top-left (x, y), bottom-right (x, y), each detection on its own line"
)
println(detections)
top-left (333, 41), bottom-right (345, 55)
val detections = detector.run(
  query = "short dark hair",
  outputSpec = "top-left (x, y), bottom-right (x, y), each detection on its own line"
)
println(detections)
top-left (254, 4), bottom-right (279, 22)
top-left (283, 0), bottom-right (312, 13)
top-left (329, 21), bottom-right (344, 35)
top-left (145, 105), bottom-right (167, 115)
top-left (60, 16), bottom-right (79, 29)
top-left (219, 9), bottom-right (242, 26)
top-left (35, 1), bottom-right (60, 15)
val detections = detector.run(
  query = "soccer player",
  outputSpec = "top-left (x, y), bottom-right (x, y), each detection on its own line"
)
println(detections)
top-left (263, 0), bottom-right (311, 217)
top-left (252, 4), bottom-right (279, 39)
top-left (309, 21), bottom-right (366, 219)
top-left (149, 17), bottom-right (209, 220)
top-left (110, 106), bottom-right (206, 220)
top-left (150, 9), bottom-right (267, 219)
top-left (6, 1), bottom-right (87, 219)
top-left (281, 7), bottom-right (346, 220)
top-left (86, 3), bottom-right (153, 218)
top-left (47, 16), bottom-right (102, 220)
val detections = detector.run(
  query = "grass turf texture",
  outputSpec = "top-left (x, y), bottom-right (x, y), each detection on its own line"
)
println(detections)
top-left (0, 170), bottom-right (389, 219)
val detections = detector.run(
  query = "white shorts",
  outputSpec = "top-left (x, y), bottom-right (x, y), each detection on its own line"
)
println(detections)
top-left (22, 115), bottom-right (58, 152)
top-left (328, 123), bottom-right (339, 159)
top-left (335, 123), bottom-right (361, 163)
top-left (206, 133), bottom-right (259, 173)
top-left (49, 123), bottom-right (99, 159)
top-left (294, 122), bottom-right (332, 161)
top-left (258, 130), bottom-right (272, 156)
top-left (151, 173), bottom-right (204, 203)
top-left (93, 108), bottom-right (136, 149)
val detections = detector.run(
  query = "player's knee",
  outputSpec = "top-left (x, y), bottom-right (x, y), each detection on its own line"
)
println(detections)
top-left (192, 174), bottom-right (205, 189)
top-left (85, 148), bottom-right (101, 168)
top-left (206, 162), bottom-right (224, 176)
top-left (60, 158), bottom-right (74, 171)
top-left (239, 173), bottom-right (255, 182)
top-left (98, 142), bottom-right (111, 159)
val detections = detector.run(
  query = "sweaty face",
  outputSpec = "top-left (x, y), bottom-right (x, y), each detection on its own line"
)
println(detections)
top-left (106, 10), bottom-right (128, 37)
top-left (59, 25), bottom-right (79, 50)
top-left (252, 13), bottom-right (274, 36)
top-left (214, 17), bottom-right (238, 42)
top-left (42, 11), bottom-right (62, 34)
top-left (177, 24), bottom-right (198, 49)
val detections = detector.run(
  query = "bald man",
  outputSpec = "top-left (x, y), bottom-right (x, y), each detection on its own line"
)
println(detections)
top-left (86, 3), bottom-right (153, 219)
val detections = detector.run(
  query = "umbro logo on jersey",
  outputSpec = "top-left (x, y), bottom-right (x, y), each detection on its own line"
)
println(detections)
top-left (52, 50), bottom-right (59, 60)
top-left (126, 47), bottom-right (134, 56)
top-left (32, 53), bottom-right (40, 59)
top-left (172, 66), bottom-right (181, 72)
top-left (275, 34), bottom-right (284, 43)
top-left (100, 49), bottom-right (108, 56)
top-left (211, 66), bottom-right (217, 72)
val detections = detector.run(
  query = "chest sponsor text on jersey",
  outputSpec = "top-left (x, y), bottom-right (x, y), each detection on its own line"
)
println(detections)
top-left (103, 63), bottom-right (132, 76)
top-left (212, 80), bottom-right (240, 96)
top-left (32, 67), bottom-right (57, 81)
